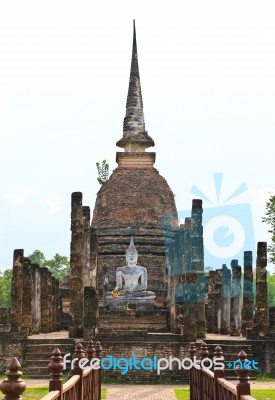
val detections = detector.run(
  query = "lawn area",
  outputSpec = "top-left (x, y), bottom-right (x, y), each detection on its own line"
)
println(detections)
top-left (174, 389), bottom-right (275, 400)
top-left (0, 387), bottom-right (107, 399)
top-left (20, 387), bottom-right (48, 400)
top-left (251, 390), bottom-right (275, 400)
top-left (174, 389), bottom-right (190, 400)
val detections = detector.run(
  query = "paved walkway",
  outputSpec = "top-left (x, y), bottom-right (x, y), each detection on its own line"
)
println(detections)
top-left (24, 379), bottom-right (275, 389)
top-left (103, 384), bottom-right (185, 400)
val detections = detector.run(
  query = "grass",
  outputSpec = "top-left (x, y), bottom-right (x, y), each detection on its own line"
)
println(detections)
top-left (21, 387), bottom-right (48, 400)
top-left (174, 389), bottom-right (275, 400)
top-left (174, 389), bottom-right (190, 400)
top-left (0, 386), bottom-right (107, 400)
top-left (251, 390), bottom-right (275, 400)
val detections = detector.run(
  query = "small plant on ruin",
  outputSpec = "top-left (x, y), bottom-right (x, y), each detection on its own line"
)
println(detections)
top-left (96, 160), bottom-right (109, 185)
top-left (160, 194), bottom-right (167, 205)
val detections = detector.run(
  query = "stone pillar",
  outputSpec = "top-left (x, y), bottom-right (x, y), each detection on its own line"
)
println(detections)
top-left (207, 271), bottom-right (216, 333)
top-left (221, 264), bottom-right (231, 334)
top-left (241, 251), bottom-right (254, 336)
top-left (230, 260), bottom-right (242, 336)
top-left (214, 269), bottom-right (222, 334)
top-left (55, 278), bottom-right (60, 331)
top-left (90, 227), bottom-right (98, 288)
top-left (174, 272), bottom-right (197, 339)
top-left (253, 242), bottom-right (269, 337)
top-left (191, 200), bottom-right (204, 273)
top-left (40, 267), bottom-right (50, 333)
top-left (21, 258), bottom-right (33, 332)
top-left (166, 231), bottom-right (180, 333)
top-left (83, 206), bottom-right (91, 287)
top-left (191, 199), bottom-right (206, 338)
top-left (10, 249), bottom-right (24, 331)
top-left (51, 276), bottom-right (57, 332)
top-left (69, 192), bottom-right (85, 337)
top-left (47, 270), bottom-right (53, 332)
top-left (83, 287), bottom-right (98, 339)
top-left (183, 218), bottom-right (192, 272)
top-left (31, 264), bottom-right (41, 333)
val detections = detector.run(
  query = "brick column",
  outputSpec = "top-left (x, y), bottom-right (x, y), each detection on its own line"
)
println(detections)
top-left (10, 249), bottom-right (24, 331)
top-left (90, 227), bottom-right (98, 288)
top-left (47, 270), bottom-right (53, 332)
top-left (214, 269), bottom-right (222, 334)
top-left (31, 264), bottom-right (41, 333)
top-left (174, 277), bottom-right (195, 338)
top-left (51, 276), bottom-right (57, 332)
top-left (22, 258), bottom-right (33, 332)
top-left (207, 271), bottom-right (215, 333)
top-left (253, 242), bottom-right (269, 337)
top-left (69, 192), bottom-right (85, 337)
top-left (221, 264), bottom-right (231, 334)
top-left (241, 251), bottom-right (254, 336)
top-left (191, 199), bottom-right (206, 338)
top-left (40, 267), bottom-right (50, 333)
top-left (230, 260), bottom-right (242, 336)
top-left (83, 206), bottom-right (91, 287)
top-left (55, 278), bottom-right (60, 331)
top-left (83, 287), bottom-right (99, 339)
top-left (183, 218), bottom-right (192, 272)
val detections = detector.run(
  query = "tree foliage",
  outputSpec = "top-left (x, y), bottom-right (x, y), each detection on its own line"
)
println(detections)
top-left (96, 160), bottom-right (109, 185)
top-left (44, 253), bottom-right (69, 282)
top-left (262, 194), bottom-right (275, 266)
top-left (28, 250), bottom-right (46, 266)
top-left (0, 269), bottom-right (12, 308)
top-left (267, 273), bottom-right (275, 306)
top-left (29, 250), bottom-right (69, 282)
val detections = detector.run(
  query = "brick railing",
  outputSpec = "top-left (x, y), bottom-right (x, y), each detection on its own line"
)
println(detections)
top-left (189, 341), bottom-right (256, 400)
top-left (0, 340), bottom-right (102, 400)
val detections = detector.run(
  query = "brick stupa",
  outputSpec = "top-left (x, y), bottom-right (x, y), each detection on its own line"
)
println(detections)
top-left (91, 21), bottom-right (178, 328)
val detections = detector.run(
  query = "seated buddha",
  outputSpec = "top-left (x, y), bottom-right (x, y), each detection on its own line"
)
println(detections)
top-left (111, 237), bottom-right (155, 300)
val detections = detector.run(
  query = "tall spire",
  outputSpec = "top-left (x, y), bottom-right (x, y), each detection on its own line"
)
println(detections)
top-left (116, 20), bottom-right (155, 152)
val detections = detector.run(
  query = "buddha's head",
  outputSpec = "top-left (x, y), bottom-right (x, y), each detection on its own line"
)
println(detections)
top-left (126, 237), bottom-right (138, 267)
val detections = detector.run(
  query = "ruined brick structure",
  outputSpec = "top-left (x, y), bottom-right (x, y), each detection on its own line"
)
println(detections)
top-left (67, 23), bottom-right (271, 344)
top-left (68, 21), bottom-right (206, 340)
top-left (9, 249), bottom-right (60, 335)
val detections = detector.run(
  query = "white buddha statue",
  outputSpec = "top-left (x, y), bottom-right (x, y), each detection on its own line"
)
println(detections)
top-left (112, 237), bottom-right (155, 300)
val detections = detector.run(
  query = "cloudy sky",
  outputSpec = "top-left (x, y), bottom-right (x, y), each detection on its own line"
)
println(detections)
top-left (0, 0), bottom-right (274, 271)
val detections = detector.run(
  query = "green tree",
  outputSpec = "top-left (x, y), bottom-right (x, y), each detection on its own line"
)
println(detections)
top-left (96, 160), bottom-right (109, 185)
top-left (28, 249), bottom-right (46, 266)
top-left (28, 250), bottom-right (69, 282)
top-left (45, 253), bottom-right (69, 282)
top-left (267, 272), bottom-right (275, 306)
top-left (262, 194), bottom-right (275, 266)
top-left (0, 269), bottom-right (12, 308)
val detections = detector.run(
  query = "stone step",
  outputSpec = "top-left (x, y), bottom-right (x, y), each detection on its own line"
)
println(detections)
top-left (96, 331), bottom-right (188, 342)
top-left (25, 343), bottom-right (73, 351)
top-left (205, 345), bottom-right (252, 353)
top-left (22, 366), bottom-right (50, 377)
top-left (27, 336), bottom-right (73, 345)
top-left (22, 338), bottom-right (75, 378)
top-left (24, 350), bottom-right (72, 361)
top-left (24, 359), bottom-right (57, 368)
